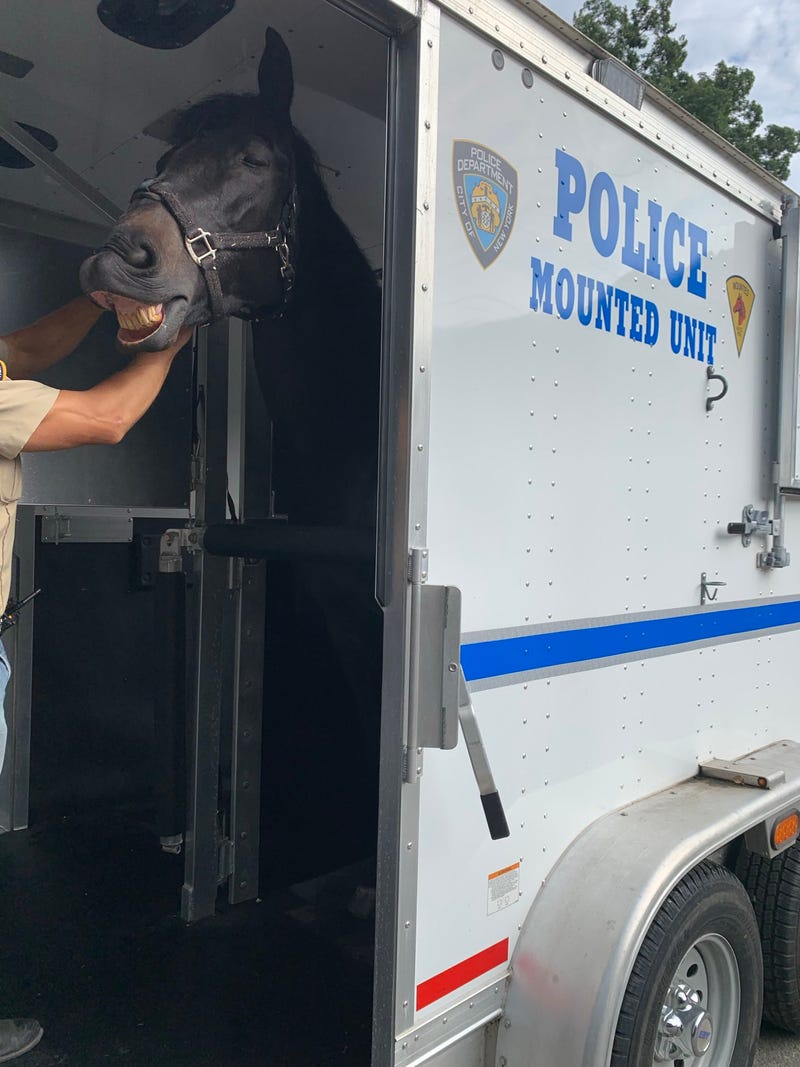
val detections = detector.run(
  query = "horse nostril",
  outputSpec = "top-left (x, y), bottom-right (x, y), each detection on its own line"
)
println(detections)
top-left (124, 238), bottom-right (157, 270)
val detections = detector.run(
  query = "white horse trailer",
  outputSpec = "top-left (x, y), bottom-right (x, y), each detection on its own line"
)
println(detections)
top-left (378, 4), bottom-right (800, 1066)
top-left (2, 1), bottom-right (800, 1066)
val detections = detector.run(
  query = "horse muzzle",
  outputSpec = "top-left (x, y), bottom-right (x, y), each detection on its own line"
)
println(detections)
top-left (80, 250), bottom-right (198, 351)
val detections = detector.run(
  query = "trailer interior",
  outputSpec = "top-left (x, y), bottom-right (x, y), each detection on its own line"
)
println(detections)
top-left (0, 3), bottom-right (391, 1064)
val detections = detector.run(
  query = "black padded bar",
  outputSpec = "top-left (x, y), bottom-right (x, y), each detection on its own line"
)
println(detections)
top-left (481, 791), bottom-right (511, 840)
top-left (203, 522), bottom-right (374, 562)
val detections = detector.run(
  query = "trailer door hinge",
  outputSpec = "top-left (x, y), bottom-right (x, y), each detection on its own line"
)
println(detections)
top-left (190, 453), bottom-right (203, 489)
top-left (407, 547), bottom-right (429, 584)
top-left (404, 549), bottom-right (461, 782)
top-left (217, 835), bottom-right (234, 884)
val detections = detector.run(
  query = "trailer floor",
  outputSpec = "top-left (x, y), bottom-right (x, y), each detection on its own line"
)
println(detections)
top-left (0, 811), bottom-right (374, 1066)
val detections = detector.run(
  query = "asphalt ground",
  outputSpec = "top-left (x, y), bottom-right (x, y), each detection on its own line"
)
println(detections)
top-left (756, 1023), bottom-right (800, 1066)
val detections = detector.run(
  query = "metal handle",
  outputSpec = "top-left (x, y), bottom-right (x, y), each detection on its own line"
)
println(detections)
top-left (706, 366), bottom-right (728, 412)
top-left (700, 572), bottom-right (726, 606)
top-left (458, 668), bottom-right (510, 840)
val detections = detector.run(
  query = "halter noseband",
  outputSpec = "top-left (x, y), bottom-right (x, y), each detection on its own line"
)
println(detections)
top-left (131, 178), bottom-right (297, 321)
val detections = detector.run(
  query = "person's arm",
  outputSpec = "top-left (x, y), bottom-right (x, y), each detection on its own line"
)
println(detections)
top-left (23, 327), bottom-right (193, 451)
top-left (2, 296), bottom-right (104, 379)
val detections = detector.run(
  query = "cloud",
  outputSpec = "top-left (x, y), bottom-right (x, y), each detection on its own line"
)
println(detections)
top-left (544, 0), bottom-right (800, 188)
top-left (673, 0), bottom-right (800, 125)
top-left (673, 0), bottom-right (800, 187)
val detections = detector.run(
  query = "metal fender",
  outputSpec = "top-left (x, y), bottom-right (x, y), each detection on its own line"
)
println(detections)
top-left (495, 739), bottom-right (800, 1067)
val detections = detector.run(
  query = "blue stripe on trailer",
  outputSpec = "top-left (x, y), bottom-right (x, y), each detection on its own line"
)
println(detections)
top-left (461, 599), bottom-right (800, 683)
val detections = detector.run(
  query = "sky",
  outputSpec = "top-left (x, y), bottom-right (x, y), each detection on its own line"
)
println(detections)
top-left (543, 0), bottom-right (800, 191)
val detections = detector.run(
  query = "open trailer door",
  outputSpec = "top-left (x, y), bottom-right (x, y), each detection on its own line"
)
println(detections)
top-left (0, 1), bottom-right (419, 1063)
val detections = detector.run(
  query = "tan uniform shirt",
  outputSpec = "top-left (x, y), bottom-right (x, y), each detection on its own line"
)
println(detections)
top-left (0, 339), bottom-right (59, 611)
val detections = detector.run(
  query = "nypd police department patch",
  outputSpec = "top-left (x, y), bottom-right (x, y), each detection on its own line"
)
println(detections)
top-left (452, 140), bottom-right (517, 269)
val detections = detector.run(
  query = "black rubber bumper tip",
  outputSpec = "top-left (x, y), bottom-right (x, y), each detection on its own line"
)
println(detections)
top-left (481, 791), bottom-right (510, 839)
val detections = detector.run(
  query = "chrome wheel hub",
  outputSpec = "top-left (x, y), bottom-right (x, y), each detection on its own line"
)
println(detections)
top-left (656, 981), bottom-right (714, 1060)
top-left (652, 936), bottom-right (739, 1065)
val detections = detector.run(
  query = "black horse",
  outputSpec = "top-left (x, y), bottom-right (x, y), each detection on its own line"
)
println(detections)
top-left (81, 29), bottom-right (383, 865)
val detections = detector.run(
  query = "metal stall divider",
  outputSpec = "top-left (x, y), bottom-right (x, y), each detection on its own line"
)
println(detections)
top-left (162, 318), bottom-right (267, 922)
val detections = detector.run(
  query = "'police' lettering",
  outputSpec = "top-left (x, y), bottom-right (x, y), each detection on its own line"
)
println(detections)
top-left (552, 149), bottom-right (708, 300)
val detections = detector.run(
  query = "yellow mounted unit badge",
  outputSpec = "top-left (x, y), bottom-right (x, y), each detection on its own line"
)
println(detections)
top-left (725, 276), bottom-right (755, 356)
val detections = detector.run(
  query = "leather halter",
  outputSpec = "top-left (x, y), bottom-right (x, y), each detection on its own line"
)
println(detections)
top-left (131, 179), bottom-right (297, 321)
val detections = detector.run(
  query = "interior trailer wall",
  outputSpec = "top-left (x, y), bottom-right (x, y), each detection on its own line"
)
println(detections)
top-left (0, 221), bottom-right (193, 827)
top-left (0, 223), bottom-right (194, 510)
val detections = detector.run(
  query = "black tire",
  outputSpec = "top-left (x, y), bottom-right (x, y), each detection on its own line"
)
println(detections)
top-left (737, 838), bottom-right (800, 1032)
top-left (611, 860), bottom-right (763, 1066)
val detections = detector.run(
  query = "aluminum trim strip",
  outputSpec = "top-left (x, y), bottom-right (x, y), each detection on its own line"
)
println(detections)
top-left (393, 0), bottom-right (443, 1043)
top-left (407, 2), bottom-right (441, 550)
top-left (395, 978), bottom-right (506, 1067)
top-left (462, 596), bottom-right (800, 688)
top-left (34, 506), bottom-right (191, 519)
top-left (778, 199), bottom-right (800, 490)
top-left (372, 11), bottom-right (424, 1063)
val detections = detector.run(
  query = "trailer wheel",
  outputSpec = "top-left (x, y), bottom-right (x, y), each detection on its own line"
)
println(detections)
top-left (611, 860), bottom-right (762, 1066)
top-left (737, 839), bottom-right (800, 1032)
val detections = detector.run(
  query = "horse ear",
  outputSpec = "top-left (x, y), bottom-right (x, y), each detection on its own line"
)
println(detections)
top-left (258, 28), bottom-right (294, 123)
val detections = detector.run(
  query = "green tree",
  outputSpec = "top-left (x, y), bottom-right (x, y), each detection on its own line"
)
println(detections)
top-left (574, 0), bottom-right (800, 180)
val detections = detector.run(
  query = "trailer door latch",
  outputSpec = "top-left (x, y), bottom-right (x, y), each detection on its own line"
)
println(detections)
top-left (726, 504), bottom-right (790, 567)
top-left (727, 505), bottom-right (778, 546)
top-left (159, 526), bottom-right (204, 573)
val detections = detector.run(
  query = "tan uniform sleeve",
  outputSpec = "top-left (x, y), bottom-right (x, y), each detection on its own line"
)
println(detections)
top-left (0, 369), bottom-right (60, 460)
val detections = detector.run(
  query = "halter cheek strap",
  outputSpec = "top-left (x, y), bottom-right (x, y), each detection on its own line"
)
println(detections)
top-left (131, 179), bottom-right (296, 321)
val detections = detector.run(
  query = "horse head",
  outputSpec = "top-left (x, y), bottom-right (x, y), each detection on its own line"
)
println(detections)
top-left (80, 28), bottom-right (298, 351)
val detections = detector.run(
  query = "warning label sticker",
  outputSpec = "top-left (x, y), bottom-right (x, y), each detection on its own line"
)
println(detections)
top-left (487, 862), bottom-right (520, 915)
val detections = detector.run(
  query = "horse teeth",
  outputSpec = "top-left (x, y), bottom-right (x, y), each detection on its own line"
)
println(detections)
top-left (116, 305), bottom-right (163, 330)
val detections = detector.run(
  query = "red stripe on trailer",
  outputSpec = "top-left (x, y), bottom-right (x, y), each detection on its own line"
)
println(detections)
top-left (416, 938), bottom-right (509, 1010)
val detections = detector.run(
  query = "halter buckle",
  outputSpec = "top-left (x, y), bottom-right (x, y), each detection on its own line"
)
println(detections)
top-left (185, 229), bottom-right (217, 267)
top-left (278, 240), bottom-right (295, 288)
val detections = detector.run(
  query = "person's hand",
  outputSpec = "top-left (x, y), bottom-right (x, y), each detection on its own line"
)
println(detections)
top-left (128, 325), bottom-right (193, 364)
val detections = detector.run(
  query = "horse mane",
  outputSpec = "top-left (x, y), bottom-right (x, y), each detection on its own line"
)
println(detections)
top-left (167, 93), bottom-right (379, 303)
top-left (169, 93), bottom-right (338, 225)
top-left (170, 92), bottom-right (266, 145)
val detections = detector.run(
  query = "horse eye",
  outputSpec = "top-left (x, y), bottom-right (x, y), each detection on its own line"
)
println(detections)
top-left (242, 154), bottom-right (270, 169)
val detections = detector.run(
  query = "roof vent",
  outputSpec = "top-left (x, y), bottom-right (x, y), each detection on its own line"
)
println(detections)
top-left (97, 0), bottom-right (235, 50)
top-left (591, 57), bottom-right (646, 110)
top-left (0, 123), bottom-right (58, 170)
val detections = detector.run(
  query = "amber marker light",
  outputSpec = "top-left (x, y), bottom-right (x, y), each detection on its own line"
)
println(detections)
top-left (772, 812), bottom-right (800, 850)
